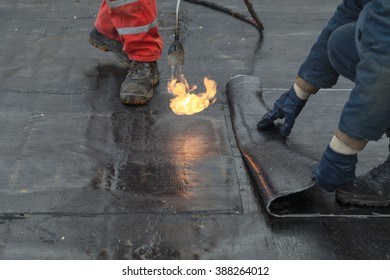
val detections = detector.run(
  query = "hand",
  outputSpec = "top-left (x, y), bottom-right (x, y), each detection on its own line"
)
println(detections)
top-left (314, 146), bottom-right (358, 192)
top-left (257, 87), bottom-right (307, 137)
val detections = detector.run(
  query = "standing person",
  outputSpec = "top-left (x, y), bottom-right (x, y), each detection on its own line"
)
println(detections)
top-left (89, 0), bottom-right (163, 105)
top-left (257, 0), bottom-right (390, 206)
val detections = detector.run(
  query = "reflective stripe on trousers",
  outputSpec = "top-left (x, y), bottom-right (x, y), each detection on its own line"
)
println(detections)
top-left (106, 0), bottom-right (138, 8)
top-left (95, 0), bottom-right (163, 62)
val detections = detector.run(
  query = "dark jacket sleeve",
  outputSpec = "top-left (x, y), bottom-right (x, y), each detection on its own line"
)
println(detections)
top-left (297, 0), bottom-right (364, 88)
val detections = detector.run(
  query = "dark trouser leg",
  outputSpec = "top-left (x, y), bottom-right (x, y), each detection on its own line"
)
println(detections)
top-left (327, 22), bottom-right (359, 82)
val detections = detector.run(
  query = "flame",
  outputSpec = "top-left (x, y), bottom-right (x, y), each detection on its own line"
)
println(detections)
top-left (168, 75), bottom-right (217, 115)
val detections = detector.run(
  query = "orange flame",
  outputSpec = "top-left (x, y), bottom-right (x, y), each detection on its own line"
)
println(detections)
top-left (168, 75), bottom-right (217, 115)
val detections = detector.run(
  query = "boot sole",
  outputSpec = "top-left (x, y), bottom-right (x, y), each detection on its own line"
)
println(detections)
top-left (120, 92), bottom-right (153, 105)
top-left (121, 99), bottom-right (149, 105)
top-left (120, 80), bottom-right (159, 106)
top-left (88, 38), bottom-right (132, 68)
top-left (336, 189), bottom-right (390, 207)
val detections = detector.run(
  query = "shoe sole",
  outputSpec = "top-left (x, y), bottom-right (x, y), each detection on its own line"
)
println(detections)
top-left (88, 38), bottom-right (132, 68)
top-left (336, 189), bottom-right (390, 207)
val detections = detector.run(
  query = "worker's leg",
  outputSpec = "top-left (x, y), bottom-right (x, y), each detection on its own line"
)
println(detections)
top-left (95, 0), bottom-right (121, 41)
top-left (90, 0), bottom-right (163, 105)
top-left (89, 0), bottom-right (132, 66)
top-left (297, 1), bottom-right (363, 89)
top-left (106, 0), bottom-right (163, 62)
top-left (105, 0), bottom-right (163, 105)
top-left (335, 2), bottom-right (390, 206)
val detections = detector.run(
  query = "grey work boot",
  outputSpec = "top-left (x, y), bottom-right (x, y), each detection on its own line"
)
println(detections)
top-left (336, 139), bottom-right (390, 207)
top-left (120, 61), bottom-right (159, 105)
top-left (88, 28), bottom-right (132, 67)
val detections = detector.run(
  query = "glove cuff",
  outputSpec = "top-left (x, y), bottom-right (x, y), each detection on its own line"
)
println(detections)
top-left (295, 76), bottom-right (320, 95)
top-left (324, 145), bottom-right (358, 165)
top-left (335, 129), bottom-right (368, 151)
top-left (293, 83), bottom-right (311, 100)
top-left (315, 145), bottom-right (357, 192)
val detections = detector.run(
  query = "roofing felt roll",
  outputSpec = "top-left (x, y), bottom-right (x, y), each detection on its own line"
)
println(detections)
top-left (226, 75), bottom-right (390, 217)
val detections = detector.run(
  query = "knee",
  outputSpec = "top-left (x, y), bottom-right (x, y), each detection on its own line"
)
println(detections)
top-left (327, 23), bottom-right (358, 81)
top-left (327, 31), bottom-right (339, 63)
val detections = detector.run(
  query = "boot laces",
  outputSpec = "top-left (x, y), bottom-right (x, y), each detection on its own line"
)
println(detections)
top-left (129, 61), bottom-right (151, 76)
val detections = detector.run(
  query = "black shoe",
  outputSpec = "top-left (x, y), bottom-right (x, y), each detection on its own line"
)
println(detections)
top-left (88, 28), bottom-right (132, 67)
top-left (120, 61), bottom-right (159, 105)
top-left (336, 154), bottom-right (390, 207)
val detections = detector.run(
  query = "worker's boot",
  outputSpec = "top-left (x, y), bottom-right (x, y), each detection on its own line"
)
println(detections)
top-left (120, 61), bottom-right (159, 105)
top-left (88, 28), bottom-right (132, 67)
top-left (336, 137), bottom-right (390, 207)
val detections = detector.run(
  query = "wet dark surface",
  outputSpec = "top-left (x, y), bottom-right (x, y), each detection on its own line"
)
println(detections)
top-left (0, 0), bottom-right (390, 259)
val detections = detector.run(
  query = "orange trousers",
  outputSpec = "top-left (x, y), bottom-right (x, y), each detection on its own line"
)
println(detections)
top-left (95, 0), bottom-right (163, 62)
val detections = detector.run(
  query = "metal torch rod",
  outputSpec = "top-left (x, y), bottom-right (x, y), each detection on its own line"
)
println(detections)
top-left (175, 0), bottom-right (181, 39)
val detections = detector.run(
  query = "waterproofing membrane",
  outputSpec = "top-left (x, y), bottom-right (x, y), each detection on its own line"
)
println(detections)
top-left (226, 75), bottom-right (390, 217)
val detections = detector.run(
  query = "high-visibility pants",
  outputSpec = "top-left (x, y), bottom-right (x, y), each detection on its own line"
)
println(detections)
top-left (95, 0), bottom-right (163, 62)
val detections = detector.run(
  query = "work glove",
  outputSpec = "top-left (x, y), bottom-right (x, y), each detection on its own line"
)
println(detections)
top-left (257, 87), bottom-right (307, 137)
top-left (314, 145), bottom-right (358, 192)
